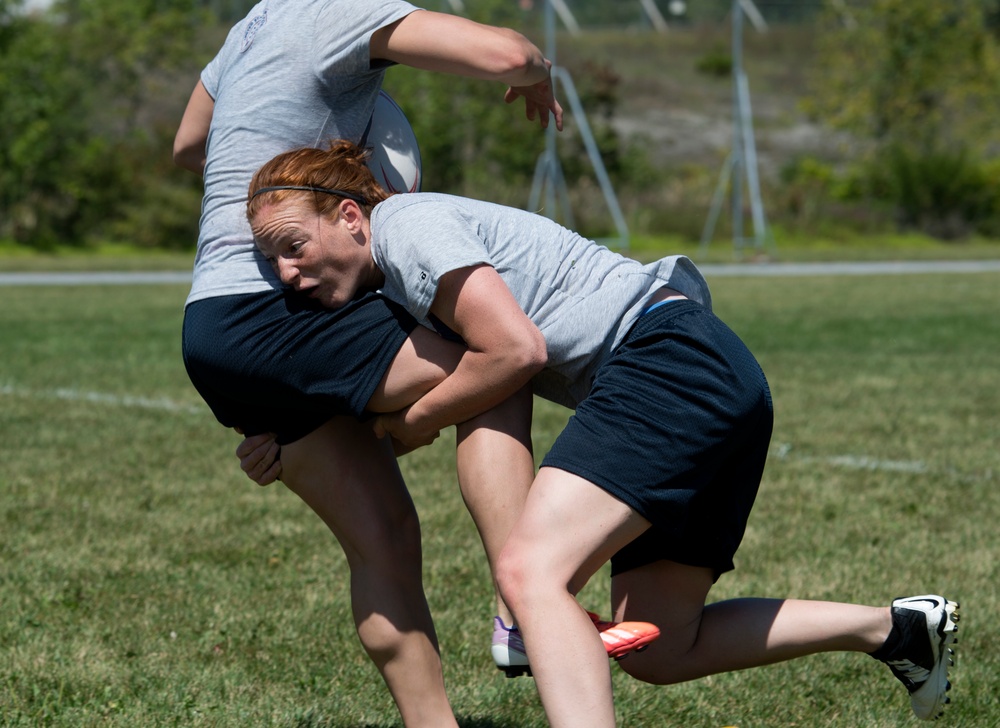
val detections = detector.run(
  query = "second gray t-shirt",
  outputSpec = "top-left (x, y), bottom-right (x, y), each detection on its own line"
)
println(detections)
top-left (371, 192), bottom-right (713, 408)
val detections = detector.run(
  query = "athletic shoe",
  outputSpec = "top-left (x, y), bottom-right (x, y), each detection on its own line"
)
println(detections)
top-left (491, 612), bottom-right (662, 678)
top-left (875, 595), bottom-right (960, 720)
top-left (491, 617), bottom-right (531, 678)
top-left (586, 611), bottom-right (661, 660)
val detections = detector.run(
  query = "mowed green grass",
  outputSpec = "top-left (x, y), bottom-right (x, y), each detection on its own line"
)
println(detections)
top-left (1, 272), bottom-right (997, 727)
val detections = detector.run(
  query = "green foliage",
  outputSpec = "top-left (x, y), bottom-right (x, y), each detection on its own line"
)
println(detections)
top-left (814, 0), bottom-right (1000, 146)
top-left (0, 0), bottom-right (213, 249)
top-left (694, 45), bottom-right (732, 77)
top-left (382, 68), bottom-right (544, 208)
top-left (870, 143), bottom-right (1000, 239)
top-left (775, 157), bottom-right (896, 238)
top-left (808, 0), bottom-right (1000, 239)
top-left (777, 146), bottom-right (1000, 241)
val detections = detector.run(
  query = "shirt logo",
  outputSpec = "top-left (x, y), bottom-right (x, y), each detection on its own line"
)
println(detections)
top-left (240, 9), bottom-right (267, 53)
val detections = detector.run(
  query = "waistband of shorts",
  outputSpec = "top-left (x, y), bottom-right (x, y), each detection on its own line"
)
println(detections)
top-left (617, 297), bottom-right (705, 351)
top-left (185, 289), bottom-right (284, 314)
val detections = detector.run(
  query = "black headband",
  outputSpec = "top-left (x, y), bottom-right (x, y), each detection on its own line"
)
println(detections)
top-left (249, 185), bottom-right (367, 205)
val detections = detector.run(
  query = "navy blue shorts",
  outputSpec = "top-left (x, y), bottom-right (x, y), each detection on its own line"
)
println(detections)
top-left (541, 300), bottom-right (773, 577)
top-left (182, 289), bottom-right (416, 444)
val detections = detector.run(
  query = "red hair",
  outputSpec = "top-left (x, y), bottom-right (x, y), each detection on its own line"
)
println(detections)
top-left (246, 139), bottom-right (392, 224)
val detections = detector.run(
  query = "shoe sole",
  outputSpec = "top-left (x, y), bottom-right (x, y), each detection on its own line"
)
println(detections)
top-left (491, 644), bottom-right (532, 678)
top-left (497, 664), bottom-right (532, 678)
top-left (911, 597), bottom-right (960, 721)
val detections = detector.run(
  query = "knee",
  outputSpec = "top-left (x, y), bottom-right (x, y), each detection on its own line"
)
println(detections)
top-left (377, 500), bottom-right (422, 551)
top-left (330, 496), bottom-right (423, 585)
top-left (369, 504), bottom-right (422, 572)
top-left (495, 541), bottom-right (532, 615)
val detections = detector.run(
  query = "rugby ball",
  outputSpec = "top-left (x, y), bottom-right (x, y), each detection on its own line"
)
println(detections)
top-left (365, 91), bottom-right (422, 194)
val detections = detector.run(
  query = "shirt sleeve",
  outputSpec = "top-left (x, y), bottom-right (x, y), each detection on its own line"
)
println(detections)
top-left (373, 197), bottom-right (492, 320)
top-left (200, 50), bottom-right (222, 99)
top-left (311, 0), bottom-right (419, 84)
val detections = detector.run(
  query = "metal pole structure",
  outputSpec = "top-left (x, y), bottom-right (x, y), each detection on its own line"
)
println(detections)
top-left (549, 0), bottom-right (580, 35)
top-left (528, 0), bottom-right (629, 249)
top-left (731, 1), bottom-right (744, 252)
top-left (699, 0), bottom-right (771, 258)
top-left (639, 0), bottom-right (669, 32)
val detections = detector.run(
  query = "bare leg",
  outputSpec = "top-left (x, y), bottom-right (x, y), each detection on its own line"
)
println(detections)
top-left (281, 417), bottom-right (459, 728)
top-left (611, 561), bottom-right (891, 684)
top-left (497, 467), bottom-right (650, 728)
top-left (498, 468), bottom-right (894, 728)
top-left (455, 385), bottom-right (534, 625)
top-left (376, 330), bottom-right (539, 625)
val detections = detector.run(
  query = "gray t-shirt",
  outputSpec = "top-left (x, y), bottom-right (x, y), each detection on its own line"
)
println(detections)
top-left (371, 193), bottom-right (713, 408)
top-left (186, 0), bottom-right (418, 306)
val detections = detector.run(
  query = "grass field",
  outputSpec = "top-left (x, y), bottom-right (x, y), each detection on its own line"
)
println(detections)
top-left (1, 269), bottom-right (998, 726)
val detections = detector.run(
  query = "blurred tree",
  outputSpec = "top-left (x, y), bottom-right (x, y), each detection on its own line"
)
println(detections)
top-left (815, 0), bottom-right (1000, 148)
top-left (0, 0), bottom-right (213, 248)
top-left (809, 0), bottom-right (1000, 237)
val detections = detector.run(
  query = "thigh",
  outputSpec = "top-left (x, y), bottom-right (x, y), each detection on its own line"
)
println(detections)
top-left (505, 466), bottom-right (650, 590)
top-left (543, 301), bottom-right (772, 576)
top-left (611, 559), bottom-right (714, 650)
top-left (368, 325), bottom-right (464, 413)
top-left (279, 415), bottom-right (419, 567)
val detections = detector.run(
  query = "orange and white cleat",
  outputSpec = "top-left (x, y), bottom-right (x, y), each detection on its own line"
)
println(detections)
top-left (492, 611), bottom-right (661, 677)
top-left (587, 611), bottom-right (661, 660)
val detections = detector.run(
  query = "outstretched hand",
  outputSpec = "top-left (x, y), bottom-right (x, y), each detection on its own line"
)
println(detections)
top-left (235, 430), bottom-right (282, 486)
top-left (505, 72), bottom-right (564, 131)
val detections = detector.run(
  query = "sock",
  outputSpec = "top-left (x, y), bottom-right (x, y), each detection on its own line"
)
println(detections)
top-left (868, 607), bottom-right (903, 660)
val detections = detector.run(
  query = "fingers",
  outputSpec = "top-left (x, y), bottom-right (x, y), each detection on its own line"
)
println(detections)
top-left (255, 457), bottom-right (283, 486)
top-left (236, 432), bottom-right (282, 486)
top-left (505, 84), bottom-right (563, 131)
top-left (235, 432), bottom-right (275, 458)
top-left (551, 99), bottom-right (564, 131)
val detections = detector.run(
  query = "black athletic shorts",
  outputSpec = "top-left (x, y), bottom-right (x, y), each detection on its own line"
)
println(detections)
top-left (541, 299), bottom-right (773, 578)
top-left (182, 289), bottom-right (417, 444)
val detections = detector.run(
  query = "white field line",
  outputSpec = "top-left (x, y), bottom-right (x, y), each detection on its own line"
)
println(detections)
top-left (0, 384), bottom-right (204, 415)
top-left (771, 442), bottom-right (995, 484)
top-left (771, 442), bottom-right (929, 474)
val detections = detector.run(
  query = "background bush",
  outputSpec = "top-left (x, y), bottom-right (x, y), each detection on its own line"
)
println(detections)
top-left (3, 0), bottom-right (1000, 251)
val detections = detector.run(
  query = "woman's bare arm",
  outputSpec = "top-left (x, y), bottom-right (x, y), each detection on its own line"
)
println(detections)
top-left (370, 10), bottom-right (562, 130)
top-left (173, 80), bottom-right (214, 175)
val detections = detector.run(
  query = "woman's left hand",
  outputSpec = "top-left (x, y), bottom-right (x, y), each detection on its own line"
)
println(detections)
top-left (505, 73), bottom-right (563, 131)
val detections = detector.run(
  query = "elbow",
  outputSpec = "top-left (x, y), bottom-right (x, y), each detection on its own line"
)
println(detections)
top-left (172, 139), bottom-right (190, 169)
top-left (517, 329), bottom-right (548, 379)
top-left (171, 132), bottom-right (188, 167)
top-left (172, 143), bottom-right (205, 175)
